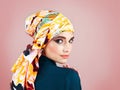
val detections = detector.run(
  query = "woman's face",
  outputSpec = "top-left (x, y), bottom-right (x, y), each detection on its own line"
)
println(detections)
top-left (43, 31), bottom-right (74, 64)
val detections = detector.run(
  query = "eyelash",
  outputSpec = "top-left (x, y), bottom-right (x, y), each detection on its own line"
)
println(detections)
top-left (54, 38), bottom-right (74, 44)
top-left (69, 39), bottom-right (74, 44)
top-left (54, 39), bottom-right (63, 44)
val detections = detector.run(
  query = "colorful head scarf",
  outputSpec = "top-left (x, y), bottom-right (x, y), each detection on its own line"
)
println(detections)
top-left (11, 10), bottom-right (74, 90)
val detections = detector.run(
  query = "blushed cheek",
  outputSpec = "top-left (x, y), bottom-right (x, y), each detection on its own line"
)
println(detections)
top-left (49, 44), bottom-right (59, 54)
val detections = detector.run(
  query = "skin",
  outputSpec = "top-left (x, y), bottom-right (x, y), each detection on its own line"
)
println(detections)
top-left (43, 31), bottom-right (74, 64)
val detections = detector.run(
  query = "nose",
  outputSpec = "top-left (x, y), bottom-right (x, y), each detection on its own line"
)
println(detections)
top-left (63, 43), bottom-right (72, 53)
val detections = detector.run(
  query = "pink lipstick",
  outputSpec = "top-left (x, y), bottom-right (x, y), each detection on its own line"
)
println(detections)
top-left (60, 55), bottom-right (69, 59)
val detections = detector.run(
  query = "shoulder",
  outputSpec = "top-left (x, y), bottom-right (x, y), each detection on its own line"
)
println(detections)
top-left (64, 68), bottom-right (82, 90)
top-left (57, 65), bottom-right (80, 77)
top-left (57, 66), bottom-right (80, 80)
top-left (57, 65), bottom-right (78, 73)
top-left (56, 65), bottom-right (80, 80)
top-left (65, 68), bottom-right (80, 80)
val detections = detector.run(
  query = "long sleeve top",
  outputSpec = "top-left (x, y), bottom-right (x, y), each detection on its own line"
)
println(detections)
top-left (35, 55), bottom-right (82, 90)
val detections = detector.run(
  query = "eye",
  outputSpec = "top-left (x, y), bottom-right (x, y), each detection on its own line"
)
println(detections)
top-left (54, 39), bottom-right (63, 44)
top-left (69, 39), bottom-right (74, 44)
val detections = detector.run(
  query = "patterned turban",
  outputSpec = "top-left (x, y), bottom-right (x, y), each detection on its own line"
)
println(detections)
top-left (11, 10), bottom-right (74, 90)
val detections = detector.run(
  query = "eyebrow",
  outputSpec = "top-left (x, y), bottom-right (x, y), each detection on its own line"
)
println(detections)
top-left (53, 36), bottom-right (74, 40)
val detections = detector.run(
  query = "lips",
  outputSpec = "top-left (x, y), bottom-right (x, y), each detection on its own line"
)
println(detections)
top-left (60, 55), bottom-right (69, 59)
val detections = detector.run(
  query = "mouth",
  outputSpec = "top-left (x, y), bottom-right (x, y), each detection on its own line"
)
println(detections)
top-left (60, 55), bottom-right (69, 59)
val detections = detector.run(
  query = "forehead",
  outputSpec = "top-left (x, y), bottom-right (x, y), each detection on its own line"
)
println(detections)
top-left (54, 32), bottom-right (74, 39)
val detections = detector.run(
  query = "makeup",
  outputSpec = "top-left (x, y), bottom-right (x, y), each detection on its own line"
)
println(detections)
top-left (60, 55), bottom-right (69, 59)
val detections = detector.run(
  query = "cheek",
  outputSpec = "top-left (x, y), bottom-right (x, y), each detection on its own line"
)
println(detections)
top-left (47, 43), bottom-right (63, 54)
top-left (50, 45), bottom-right (58, 53)
top-left (70, 45), bottom-right (73, 51)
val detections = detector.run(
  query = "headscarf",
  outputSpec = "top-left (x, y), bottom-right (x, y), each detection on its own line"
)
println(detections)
top-left (11, 10), bottom-right (74, 90)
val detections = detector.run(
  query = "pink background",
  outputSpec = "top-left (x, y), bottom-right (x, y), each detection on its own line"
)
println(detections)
top-left (0, 0), bottom-right (120, 90)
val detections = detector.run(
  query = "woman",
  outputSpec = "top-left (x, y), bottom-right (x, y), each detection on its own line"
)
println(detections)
top-left (11, 10), bottom-right (82, 90)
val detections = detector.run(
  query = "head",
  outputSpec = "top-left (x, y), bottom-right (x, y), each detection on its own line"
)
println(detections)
top-left (43, 31), bottom-right (74, 64)
top-left (25, 10), bottom-right (74, 64)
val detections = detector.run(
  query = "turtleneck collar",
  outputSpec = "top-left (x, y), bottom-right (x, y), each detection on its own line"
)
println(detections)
top-left (39, 55), bottom-right (56, 66)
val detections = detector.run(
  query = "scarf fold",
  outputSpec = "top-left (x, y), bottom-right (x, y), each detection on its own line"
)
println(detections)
top-left (11, 10), bottom-right (74, 90)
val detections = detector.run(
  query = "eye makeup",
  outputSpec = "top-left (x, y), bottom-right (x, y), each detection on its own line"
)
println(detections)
top-left (54, 38), bottom-right (64, 44)
top-left (52, 36), bottom-right (74, 44)
top-left (69, 37), bottom-right (74, 44)
top-left (52, 36), bottom-right (65, 44)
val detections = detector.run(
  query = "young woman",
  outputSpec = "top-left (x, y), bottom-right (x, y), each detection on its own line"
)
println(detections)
top-left (11, 10), bottom-right (82, 90)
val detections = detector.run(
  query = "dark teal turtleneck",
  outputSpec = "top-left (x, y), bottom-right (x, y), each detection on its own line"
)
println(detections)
top-left (34, 55), bottom-right (82, 90)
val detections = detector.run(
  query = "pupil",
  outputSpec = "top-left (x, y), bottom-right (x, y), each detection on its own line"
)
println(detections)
top-left (58, 40), bottom-right (62, 43)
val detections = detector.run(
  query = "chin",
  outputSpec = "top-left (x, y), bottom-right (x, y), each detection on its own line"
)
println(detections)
top-left (59, 59), bottom-right (67, 64)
